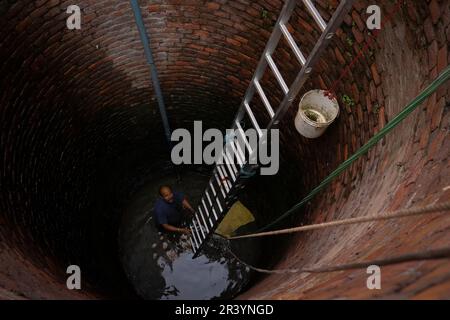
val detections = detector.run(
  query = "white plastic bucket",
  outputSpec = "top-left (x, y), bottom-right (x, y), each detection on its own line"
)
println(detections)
top-left (294, 89), bottom-right (340, 138)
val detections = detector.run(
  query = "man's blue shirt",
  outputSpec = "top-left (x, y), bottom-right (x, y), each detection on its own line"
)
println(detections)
top-left (154, 191), bottom-right (185, 228)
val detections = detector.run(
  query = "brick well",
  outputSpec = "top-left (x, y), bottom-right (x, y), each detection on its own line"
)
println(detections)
top-left (0, 0), bottom-right (449, 299)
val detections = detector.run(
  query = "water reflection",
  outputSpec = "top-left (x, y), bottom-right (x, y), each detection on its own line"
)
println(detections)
top-left (118, 173), bottom-right (258, 300)
top-left (121, 219), bottom-right (252, 299)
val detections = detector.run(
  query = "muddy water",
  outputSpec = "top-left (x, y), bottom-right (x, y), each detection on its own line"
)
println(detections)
top-left (118, 171), bottom-right (261, 300)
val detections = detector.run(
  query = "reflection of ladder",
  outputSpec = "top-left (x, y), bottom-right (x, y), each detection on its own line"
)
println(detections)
top-left (189, 0), bottom-right (354, 257)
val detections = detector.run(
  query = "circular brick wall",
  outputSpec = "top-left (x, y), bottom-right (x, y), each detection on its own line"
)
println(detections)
top-left (0, 0), bottom-right (448, 299)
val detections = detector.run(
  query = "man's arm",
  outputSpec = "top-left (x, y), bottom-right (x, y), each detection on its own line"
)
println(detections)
top-left (161, 223), bottom-right (190, 234)
top-left (182, 197), bottom-right (195, 214)
top-left (155, 204), bottom-right (190, 235)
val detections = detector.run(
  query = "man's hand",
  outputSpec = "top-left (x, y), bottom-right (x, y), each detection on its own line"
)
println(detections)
top-left (162, 224), bottom-right (190, 234)
top-left (182, 198), bottom-right (195, 215)
top-left (179, 227), bottom-right (191, 235)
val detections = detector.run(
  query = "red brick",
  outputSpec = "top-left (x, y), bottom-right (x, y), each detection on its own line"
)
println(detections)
top-left (207, 2), bottom-right (220, 10)
top-left (356, 104), bottom-right (363, 125)
top-left (299, 19), bottom-right (314, 33)
top-left (226, 57), bottom-right (240, 65)
top-left (334, 47), bottom-right (346, 65)
top-left (365, 95), bottom-right (372, 113)
top-left (428, 130), bottom-right (446, 160)
top-left (351, 83), bottom-right (360, 103)
top-left (194, 30), bottom-right (209, 39)
top-left (148, 4), bottom-right (160, 12)
top-left (429, 0), bottom-right (441, 24)
top-left (204, 47), bottom-right (218, 54)
top-left (226, 37), bottom-right (241, 46)
top-left (428, 40), bottom-right (438, 70)
top-left (245, 7), bottom-right (259, 17)
top-left (437, 45), bottom-right (447, 74)
top-left (378, 106), bottom-right (385, 128)
top-left (423, 18), bottom-right (435, 43)
top-left (234, 35), bottom-right (248, 45)
top-left (369, 81), bottom-right (377, 102)
top-left (352, 26), bottom-right (364, 44)
top-left (419, 121), bottom-right (430, 150)
top-left (226, 75), bottom-right (240, 85)
top-left (213, 10), bottom-right (229, 18)
top-left (376, 85), bottom-right (384, 103)
top-left (370, 63), bottom-right (381, 85)
top-left (351, 9), bottom-right (365, 31)
top-left (406, 1), bottom-right (419, 22)
top-left (431, 97), bottom-right (445, 130)
top-left (15, 16), bottom-right (31, 32)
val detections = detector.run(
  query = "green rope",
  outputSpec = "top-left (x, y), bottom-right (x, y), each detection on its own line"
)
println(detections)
top-left (258, 65), bottom-right (450, 232)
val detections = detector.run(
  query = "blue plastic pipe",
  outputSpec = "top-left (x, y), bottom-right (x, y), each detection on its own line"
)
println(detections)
top-left (130, 0), bottom-right (172, 147)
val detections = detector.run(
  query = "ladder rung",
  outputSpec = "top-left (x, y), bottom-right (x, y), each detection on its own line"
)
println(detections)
top-left (215, 168), bottom-right (230, 194)
top-left (202, 198), bottom-right (219, 222)
top-left (195, 221), bottom-right (206, 242)
top-left (197, 206), bottom-right (211, 229)
top-left (279, 23), bottom-right (306, 66)
top-left (226, 141), bottom-right (243, 169)
top-left (223, 159), bottom-right (236, 182)
top-left (217, 165), bottom-right (232, 191)
top-left (202, 199), bottom-right (218, 222)
top-left (213, 172), bottom-right (227, 198)
top-left (210, 207), bottom-right (218, 224)
top-left (221, 165), bottom-right (233, 190)
top-left (189, 237), bottom-right (196, 251)
top-left (195, 210), bottom-right (209, 235)
top-left (229, 140), bottom-right (245, 167)
top-left (205, 190), bottom-right (219, 220)
top-left (227, 155), bottom-right (239, 180)
top-left (208, 180), bottom-right (217, 196)
top-left (222, 150), bottom-right (237, 181)
top-left (193, 214), bottom-right (206, 239)
top-left (201, 198), bottom-right (212, 219)
top-left (254, 80), bottom-right (275, 118)
top-left (302, 0), bottom-right (327, 32)
top-left (201, 199), bottom-right (214, 225)
top-left (209, 182), bottom-right (224, 213)
top-left (189, 224), bottom-right (198, 246)
top-left (189, 237), bottom-right (197, 251)
top-left (244, 102), bottom-right (263, 138)
top-left (265, 53), bottom-right (289, 94)
top-left (215, 197), bottom-right (223, 212)
top-left (190, 221), bottom-right (201, 246)
top-left (235, 120), bottom-right (253, 155)
top-left (227, 150), bottom-right (239, 177)
top-left (198, 206), bottom-right (213, 228)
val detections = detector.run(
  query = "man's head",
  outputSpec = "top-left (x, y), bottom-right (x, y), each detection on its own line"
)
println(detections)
top-left (159, 185), bottom-right (174, 203)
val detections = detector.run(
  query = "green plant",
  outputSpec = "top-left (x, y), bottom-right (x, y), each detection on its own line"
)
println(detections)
top-left (260, 8), bottom-right (274, 30)
top-left (346, 36), bottom-right (354, 46)
top-left (373, 103), bottom-right (380, 114)
top-left (261, 8), bottom-right (269, 20)
top-left (342, 94), bottom-right (355, 107)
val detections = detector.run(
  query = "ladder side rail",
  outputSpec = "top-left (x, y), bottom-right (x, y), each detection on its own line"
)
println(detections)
top-left (266, 0), bottom-right (354, 129)
top-left (234, 0), bottom-right (298, 125)
top-left (192, 179), bottom-right (242, 258)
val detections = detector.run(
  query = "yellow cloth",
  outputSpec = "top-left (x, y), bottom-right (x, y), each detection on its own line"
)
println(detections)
top-left (215, 201), bottom-right (255, 237)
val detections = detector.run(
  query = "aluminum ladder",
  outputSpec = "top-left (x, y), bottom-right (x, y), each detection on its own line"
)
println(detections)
top-left (189, 0), bottom-right (354, 257)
